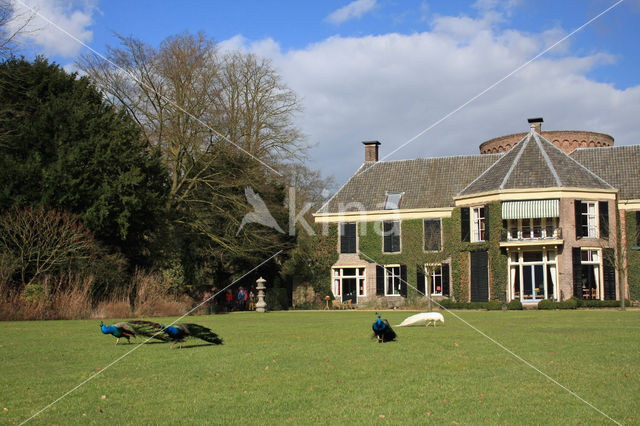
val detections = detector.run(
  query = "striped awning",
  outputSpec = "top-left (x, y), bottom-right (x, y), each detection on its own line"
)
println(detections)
top-left (502, 199), bottom-right (559, 220)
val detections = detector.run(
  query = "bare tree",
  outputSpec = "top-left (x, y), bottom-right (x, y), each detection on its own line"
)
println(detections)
top-left (217, 52), bottom-right (305, 163)
top-left (78, 32), bottom-right (307, 208)
top-left (0, 207), bottom-right (96, 287)
top-left (0, 0), bottom-right (36, 59)
top-left (78, 32), bottom-right (306, 278)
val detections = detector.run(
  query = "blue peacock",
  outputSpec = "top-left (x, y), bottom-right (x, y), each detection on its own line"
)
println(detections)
top-left (99, 320), bottom-right (170, 345)
top-left (372, 313), bottom-right (396, 343)
top-left (161, 323), bottom-right (223, 348)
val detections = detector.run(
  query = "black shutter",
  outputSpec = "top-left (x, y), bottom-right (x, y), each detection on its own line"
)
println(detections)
top-left (484, 204), bottom-right (490, 241)
top-left (442, 263), bottom-right (450, 296)
top-left (416, 265), bottom-right (425, 296)
top-left (470, 251), bottom-right (489, 302)
top-left (400, 265), bottom-right (407, 297)
top-left (572, 247), bottom-right (582, 299)
top-left (603, 248), bottom-right (616, 300)
top-left (376, 265), bottom-right (385, 296)
top-left (461, 207), bottom-right (470, 242)
top-left (574, 200), bottom-right (583, 238)
top-left (599, 201), bottom-right (609, 240)
top-left (636, 211), bottom-right (640, 246)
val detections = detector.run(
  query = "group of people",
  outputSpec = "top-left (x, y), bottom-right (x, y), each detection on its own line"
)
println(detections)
top-left (203, 286), bottom-right (257, 314)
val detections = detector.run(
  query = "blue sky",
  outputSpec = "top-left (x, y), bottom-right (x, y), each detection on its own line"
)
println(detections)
top-left (9, 0), bottom-right (640, 184)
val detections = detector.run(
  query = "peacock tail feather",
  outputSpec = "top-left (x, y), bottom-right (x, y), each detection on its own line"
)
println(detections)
top-left (128, 320), bottom-right (171, 342)
top-left (182, 323), bottom-right (223, 345)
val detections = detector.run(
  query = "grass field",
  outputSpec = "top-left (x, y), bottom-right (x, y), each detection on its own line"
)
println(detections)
top-left (1, 310), bottom-right (639, 425)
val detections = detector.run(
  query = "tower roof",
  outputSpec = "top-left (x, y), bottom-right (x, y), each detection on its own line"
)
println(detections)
top-left (458, 131), bottom-right (613, 196)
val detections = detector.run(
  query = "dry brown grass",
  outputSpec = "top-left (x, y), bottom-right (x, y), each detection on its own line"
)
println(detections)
top-left (0, 269), bottom-right (197, 321)
top-left (0, 273), bottom-right (93, 320)
top-left (132, 270), bottom-right (192, 317)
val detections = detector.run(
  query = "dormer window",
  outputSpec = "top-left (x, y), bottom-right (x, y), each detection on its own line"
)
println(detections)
top-left (384, 192), bottom-right (403, 210)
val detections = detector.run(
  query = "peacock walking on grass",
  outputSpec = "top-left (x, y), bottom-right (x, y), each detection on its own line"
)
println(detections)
top-left (99, 320), bottom-right (170, 345)
top-left (372, 313), bottom-right (396, 343)
top-left (99, 321), bottom-right (137, 345)
top-left (161, 323), bottom-right (223, 348)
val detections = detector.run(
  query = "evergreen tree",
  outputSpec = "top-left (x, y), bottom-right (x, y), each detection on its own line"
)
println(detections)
top-left (0, 57), bottom-right (168, 266)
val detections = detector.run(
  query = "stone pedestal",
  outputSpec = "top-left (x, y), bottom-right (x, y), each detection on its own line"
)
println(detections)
top-left (255, 277), bottom-right (267, 313)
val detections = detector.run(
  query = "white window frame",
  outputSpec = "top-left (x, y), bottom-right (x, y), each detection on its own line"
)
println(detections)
top-left (472, 206), bottom-right (486, 242)
top-left (580, 248), bottom-right (601, 300)
top-left (507, 217), bottom-right (559, 240)
top-left (424, 264), bottom-right (444, 296)
top-left (384, 265), bottom-right (402, 296)
top-left (582, 202), bottom-right (598, 238)
top-left (332, 267), bottom-right (366, 299)
top-left (384, 192), bottom-right (403, 210)
top-left (508, 248), bottom-right (557, 302)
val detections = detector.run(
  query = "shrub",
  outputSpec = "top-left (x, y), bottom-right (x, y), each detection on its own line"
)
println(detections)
top-left (507, 300), bottom-right (523, 310)
top-left (537, 299), bottom-right (556, 310)
top-left (486, 300), bottom-right (503, 311)
top-left (557, 298), bottom-right (578, 309)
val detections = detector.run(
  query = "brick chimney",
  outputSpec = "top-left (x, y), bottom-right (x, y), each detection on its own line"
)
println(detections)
top-left (363, 141), bottom-right (381, 162)
top-left (528, 117), bottom-right (543, 134)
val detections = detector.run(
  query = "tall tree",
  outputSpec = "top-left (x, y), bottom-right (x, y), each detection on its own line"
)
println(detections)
top-left (0, 57), bottom-right (168, 266)
top-left (78, 32), bottom-right (307, 285)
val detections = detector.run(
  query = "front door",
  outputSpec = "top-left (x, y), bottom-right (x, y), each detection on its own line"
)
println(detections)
top-left (470, 251), bottom-right (489, 302)
top-left (342, 278), bottom-right (357, 304)
top-left (522, 265), bottom-right (545, 301)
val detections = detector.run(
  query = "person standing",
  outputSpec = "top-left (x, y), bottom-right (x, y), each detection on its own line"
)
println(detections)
top-left (237, 287), bottom-right (248, 311)
top-left (225, 289), bottom-right (234, 312)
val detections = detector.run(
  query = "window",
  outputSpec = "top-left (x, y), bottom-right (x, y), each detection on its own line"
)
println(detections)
top-left (472, 207), bottom-right (486, 242)
top-left (581, 202), bottom-right (598, 238)
top-left (383, 221), bottom-right (401, 253)
top-left (577, 249), bottom-right (601, 300)
top-left (333, 267), bottom-right (366, 301)
top-left (384, 266), bottom-right (402, 296)
top-left (424, 219), bottom-right (442, 251)
top-left (506, 217), bottom-right (559, 240)
top-left (339, 222), bottom-right (357, 253)
top-left (384, 192), bottom-right (403, 210)
top-left (422, 263), bottom-right (450, 296)
top-left (429, 266), bottom-right (443, 295)
top-left (509, 249), bottom-right (557, 302)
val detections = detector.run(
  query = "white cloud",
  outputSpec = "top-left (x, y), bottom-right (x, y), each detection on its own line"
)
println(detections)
top-left (8, 0), bottom-right (98, 58)
top-left (224, 13), bottom-right (640, 185)
top-left (326, 0), bottom-right (377, 25)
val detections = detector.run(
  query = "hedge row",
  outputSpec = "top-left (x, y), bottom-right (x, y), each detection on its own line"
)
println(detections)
top-left (437, 298), bottom-right (629, 310)
top-left (538, 298), bottom-right (630, 309)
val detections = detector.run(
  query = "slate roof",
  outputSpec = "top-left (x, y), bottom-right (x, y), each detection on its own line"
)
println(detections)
top-left (318, 154), bottom-right (501, 213)
top-left (571, 145), bottom-right (640, 201)
top-left (317, 133), bottom-right (640, 216)
top-left (458, 131), bottom-right (613, 196)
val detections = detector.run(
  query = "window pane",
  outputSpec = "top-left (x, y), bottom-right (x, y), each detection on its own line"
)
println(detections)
top-left (340, 223), bottom-right (357, 253)
top-left (424, 219), bottom-right (442, 251)
top-left (343, 268), bottom-right (356, 276)
top-left (384, 193), bottom-right (402, 210)
top-left (383, 221), bottom-right (400, 252)
top-left (523, 251), bottom-right (542, 262)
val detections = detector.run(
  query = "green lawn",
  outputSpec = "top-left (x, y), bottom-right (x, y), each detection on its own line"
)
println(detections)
top-left (1, 310), bottom-right (638, 425)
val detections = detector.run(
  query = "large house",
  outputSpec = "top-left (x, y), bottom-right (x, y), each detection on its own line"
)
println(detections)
top-left (313, 118), bottom-right (640, 306)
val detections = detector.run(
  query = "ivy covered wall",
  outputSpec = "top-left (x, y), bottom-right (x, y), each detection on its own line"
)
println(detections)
top-left (314, 201), bottom-right (509, 302)
top-left (624, 211), bottom-right (640, 300)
